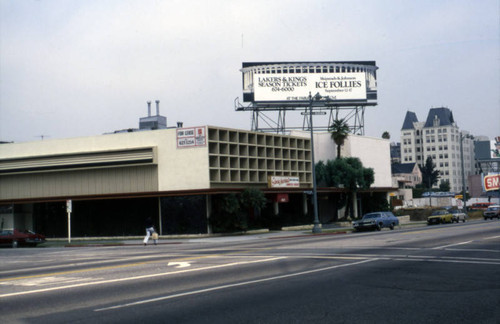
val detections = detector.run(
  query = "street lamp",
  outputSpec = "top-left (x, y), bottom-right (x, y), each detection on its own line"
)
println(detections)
top-left (460, 132), bottom-right (474, 211)
top-left (307, 92), bottom-right (324, 234)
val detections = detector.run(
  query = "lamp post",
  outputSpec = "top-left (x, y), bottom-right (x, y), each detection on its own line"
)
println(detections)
top-left (460, 132), bottom-right (474, 211)
top-left (308, 92), bottom-right (323, 234)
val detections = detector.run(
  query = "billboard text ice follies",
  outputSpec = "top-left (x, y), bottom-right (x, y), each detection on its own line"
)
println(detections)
top-left (254, 73), bottom-right (367, 102)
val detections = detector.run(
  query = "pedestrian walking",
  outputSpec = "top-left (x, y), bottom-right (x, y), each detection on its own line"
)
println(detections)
top-left (143, 217), bottom-right (158, 245)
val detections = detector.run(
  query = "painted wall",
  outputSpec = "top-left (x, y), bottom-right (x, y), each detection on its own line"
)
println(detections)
top-left (294, 131), bottom-right (392, 188)
top-left (343, 134), bottom-right (392, 188)
top-left (0, 128), bottom-right (210, 198)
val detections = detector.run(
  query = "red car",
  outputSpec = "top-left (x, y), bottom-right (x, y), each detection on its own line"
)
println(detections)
top-left (0, 229), bottom-right (46, 248)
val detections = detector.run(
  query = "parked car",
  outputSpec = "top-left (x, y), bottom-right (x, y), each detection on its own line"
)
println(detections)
top-left (450, 209), bottom-right (468, 223)
top-left (0, 229), bottom-right (46, 248)
top-left (352, 212), bottom-right (399, 231)
top-left (471, 202), bottom-right (493, 210)
top-left (483, 205), bottom-right (500, 220)
top-left (427, 210), bottom-right (454, 225)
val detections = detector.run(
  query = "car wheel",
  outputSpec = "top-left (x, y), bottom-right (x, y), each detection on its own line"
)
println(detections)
top-left (389, 223), bottom-right (394, 230)
top-left (12, 240), bottom-right (18, 248)
top-left (376, 224), bottom-right (382, 231)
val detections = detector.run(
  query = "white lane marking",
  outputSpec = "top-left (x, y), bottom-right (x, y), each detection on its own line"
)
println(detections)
top-left (445, 248), bottom-right (500, 253)
top-left (484, 235), bottom-right (500, 240)
top-left (95, 258), bottom-right (378, 312)
top-left (431, 240), bottom-right (473, 250)
top-left (393, 258), bottom-right (500, 265)
top-left (0, 255), bottom-right (178, 275)
top-left (0, 276), bottom-right (100, 287)
top-left (0, 257), bottom-right (286, 299)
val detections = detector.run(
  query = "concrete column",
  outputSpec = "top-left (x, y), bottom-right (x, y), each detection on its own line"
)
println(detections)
top-left (206, 195), bottom-right (212, 234)
top-left (303, 193), bottom-right (308, 216)
top-left (158, 197), bottom-right (162, 235)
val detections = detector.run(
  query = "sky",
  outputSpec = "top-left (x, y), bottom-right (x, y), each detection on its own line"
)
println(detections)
top-left (1, 0), bottom-right (499, 143)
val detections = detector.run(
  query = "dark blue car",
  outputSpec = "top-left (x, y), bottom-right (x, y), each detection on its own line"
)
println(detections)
top-left (352, 212), bottom-right (399, 231)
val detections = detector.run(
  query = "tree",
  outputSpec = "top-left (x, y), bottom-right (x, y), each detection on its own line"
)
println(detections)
top-left (382, 131), bottom-right (390, 139)
top-left (439, 179), bottom-right (451, 192)
top-left (329, 118), bottom-right (350, 159)
top-left (420, 156), bottom-right (440, 189)
top-left (240, 188), bottom-right (267, 214)
top-left (240, 188), bottom-right (267, 228)
top-left (210, 194), bottom-right (242, 232)
top-left (316, 157), bottom-right (375, 219)
top-left (315, 161), bottom-right (327, 187)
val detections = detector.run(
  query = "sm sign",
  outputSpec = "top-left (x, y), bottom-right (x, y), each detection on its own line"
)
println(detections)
top-left (483, 174), bottom-right (500, 191)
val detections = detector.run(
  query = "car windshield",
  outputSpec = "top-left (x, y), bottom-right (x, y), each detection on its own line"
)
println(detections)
top-left (431, 211), bottom-right (446, 215)
top-left (363, 214), bottom-right (379, 219)
top-left (487, 207), bottom-right (499, 211)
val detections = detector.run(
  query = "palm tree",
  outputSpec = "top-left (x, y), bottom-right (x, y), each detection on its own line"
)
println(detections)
top-left (382, 131), bottom-right (390, 139)
top-left (329, 118), bottom-right (350, 159)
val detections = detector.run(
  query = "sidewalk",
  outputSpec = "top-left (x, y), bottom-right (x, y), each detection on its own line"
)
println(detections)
top-left (41, 221), bottom-right (428, 247)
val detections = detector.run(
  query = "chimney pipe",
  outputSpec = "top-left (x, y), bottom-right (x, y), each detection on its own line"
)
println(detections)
top-left (155, 100), bottom-right (160, 116)
top-left (147, 101), bottom-right (151, 117)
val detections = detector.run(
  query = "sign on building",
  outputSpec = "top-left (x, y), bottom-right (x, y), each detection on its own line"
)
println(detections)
top-left (177, 127), bottom-right (206, 148)
top-left (483, 173), bottom-right (500, 191)
top-left (268, 176), bottom-right (300, 188)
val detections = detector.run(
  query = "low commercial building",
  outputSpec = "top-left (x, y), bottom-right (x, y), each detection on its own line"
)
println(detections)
top-left (0, 126), bottom-right (394, 237)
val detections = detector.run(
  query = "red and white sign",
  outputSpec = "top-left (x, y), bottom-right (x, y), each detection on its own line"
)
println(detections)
top-left (275, 193), bottom-right (289, 203)
top-left (177, 126), bottom-right (206, 148)
top-left (483, 173), bottom-right (500, 191)
top-left (268, 176), bottom-right (300, 188)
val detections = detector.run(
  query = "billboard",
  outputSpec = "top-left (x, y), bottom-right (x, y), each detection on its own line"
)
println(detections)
top-left (254, 73), bottom-right (366, 102)
top-left (241, 61), bottom-right (378, 105)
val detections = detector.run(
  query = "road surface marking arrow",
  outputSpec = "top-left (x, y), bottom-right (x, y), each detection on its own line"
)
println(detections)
top-left (167, 262), bottom-right (191, 268)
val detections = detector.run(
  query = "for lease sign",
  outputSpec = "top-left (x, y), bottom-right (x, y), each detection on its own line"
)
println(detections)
top-left (177, 126), bottom-right (206, 148)
top-left (254, 72), bottom-right (367, 102)
top-left (483, 173), bottom-right (500, 191)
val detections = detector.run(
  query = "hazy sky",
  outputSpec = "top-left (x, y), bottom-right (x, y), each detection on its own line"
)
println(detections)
top-left (1, 0), bottom-right (499, 143)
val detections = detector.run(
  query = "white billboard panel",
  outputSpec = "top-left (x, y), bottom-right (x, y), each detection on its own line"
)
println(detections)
top-left (254, 73), bottom-right (366, 102)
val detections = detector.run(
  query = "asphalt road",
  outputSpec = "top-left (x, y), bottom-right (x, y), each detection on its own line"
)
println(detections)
top-left (1, 220), bottom-right (499, 323)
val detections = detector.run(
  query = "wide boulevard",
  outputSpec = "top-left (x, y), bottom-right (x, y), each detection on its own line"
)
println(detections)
top-left (1, 220), bottom-right (499, 323)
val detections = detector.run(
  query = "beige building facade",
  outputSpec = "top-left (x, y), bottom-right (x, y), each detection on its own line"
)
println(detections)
top-left (1, 125), bottom-right (394, 236)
